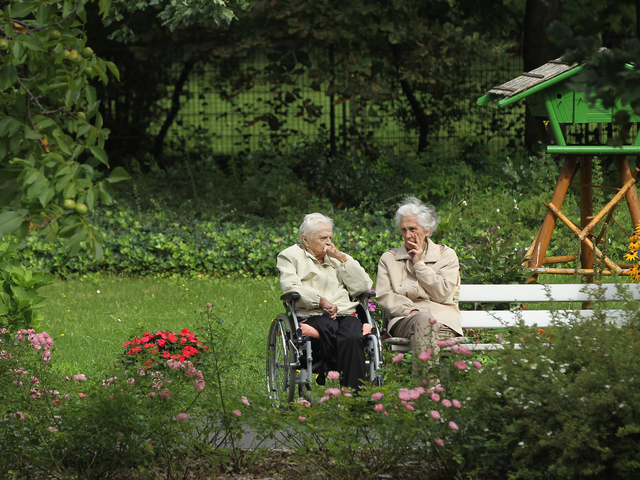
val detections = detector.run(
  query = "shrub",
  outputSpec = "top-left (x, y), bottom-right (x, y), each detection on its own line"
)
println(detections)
top-left (450, 293), bottom-right (640, 479)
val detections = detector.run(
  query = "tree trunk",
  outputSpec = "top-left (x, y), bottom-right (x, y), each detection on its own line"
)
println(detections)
top-left (523, 0), bottom-right (563, 151)
top-left (390, 43), bottom-right (430, 153)
top-left (153, 58), bottom-right (198, 161)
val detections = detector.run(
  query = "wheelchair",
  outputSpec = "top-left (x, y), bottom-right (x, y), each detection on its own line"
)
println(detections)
top-left (266, 290), bottom-right (383, 403)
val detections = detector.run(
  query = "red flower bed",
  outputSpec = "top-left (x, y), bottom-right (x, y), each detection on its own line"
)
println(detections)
top-left (122, 329), bottom-right (208, 366)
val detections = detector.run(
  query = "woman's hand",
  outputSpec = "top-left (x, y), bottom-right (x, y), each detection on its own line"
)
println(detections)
top-left (324, 243), bottom-right (348, 263)
top-left (406, 234), bottom-right (426, 265)
top-left (319, 297), bottom-right (338, 318)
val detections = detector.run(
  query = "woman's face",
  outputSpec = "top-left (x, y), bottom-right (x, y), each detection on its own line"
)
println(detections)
top-left (400, 215), bottom-right (429, 248)
top-left (302, 224), bottom-right (333, 262)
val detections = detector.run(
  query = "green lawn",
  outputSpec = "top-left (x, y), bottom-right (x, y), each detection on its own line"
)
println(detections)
top-left (39, 275), bottom-right (284, 393)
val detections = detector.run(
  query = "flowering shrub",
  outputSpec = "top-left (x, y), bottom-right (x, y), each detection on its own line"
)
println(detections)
top-left (451, 310), bottom-right (640, 479)
top-left (121, 328), bottom-right (208, 368)
top-left (625, 223), bottom-right (640, 281)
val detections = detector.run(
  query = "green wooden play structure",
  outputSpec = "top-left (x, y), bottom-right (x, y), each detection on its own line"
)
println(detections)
top-left (478, 52), bottom-right (640, 279)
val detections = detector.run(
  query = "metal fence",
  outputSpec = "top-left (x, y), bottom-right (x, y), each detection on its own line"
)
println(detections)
top-left (143, 52), bottom-right (528, 157)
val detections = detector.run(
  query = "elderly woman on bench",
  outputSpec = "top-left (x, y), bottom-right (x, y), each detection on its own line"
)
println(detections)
top-left (376, 197), bottom-right (462, 365)
top-left (277, 213), bottom-right (373, 391)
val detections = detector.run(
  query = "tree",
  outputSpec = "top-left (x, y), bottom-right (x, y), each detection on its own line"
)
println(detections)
top-left (0, 0), bottom-right (130, 259)
top-left (218, 0), bottom-right (516, 153)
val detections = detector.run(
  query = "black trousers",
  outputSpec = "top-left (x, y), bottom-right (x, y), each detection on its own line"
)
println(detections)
top-left (303, 314), bottom-right (366, 390)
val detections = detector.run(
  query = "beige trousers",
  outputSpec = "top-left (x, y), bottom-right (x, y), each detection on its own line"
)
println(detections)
top-left (390, 312), bottom-right (458, 368)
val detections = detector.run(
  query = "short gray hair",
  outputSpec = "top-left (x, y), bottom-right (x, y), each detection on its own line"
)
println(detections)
top-left (299, 213), bottom-right (334, 243)
top-left (395, 197), bottom-right (440, 234)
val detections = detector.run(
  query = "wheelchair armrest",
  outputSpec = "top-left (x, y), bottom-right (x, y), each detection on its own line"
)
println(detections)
top-left (354, 290), bottom-right (375, 301)
top-left (280, 292), bottom-right (301, 303)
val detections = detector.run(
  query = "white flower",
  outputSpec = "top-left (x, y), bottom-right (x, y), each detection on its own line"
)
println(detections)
top-left (97, 290), bottom-right (101, 294)
top-left (496, 209), bottom-right (500, 212)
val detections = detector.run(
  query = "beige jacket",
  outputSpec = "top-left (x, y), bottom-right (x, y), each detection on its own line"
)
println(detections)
top-left (277, 244), bottom-right (373, 317)
top-left (376, 238), bottom-right (462, 335)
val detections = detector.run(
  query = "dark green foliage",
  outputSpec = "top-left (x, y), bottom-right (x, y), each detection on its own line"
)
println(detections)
top-left (448, 301), bottom-right (640, 479)
top-left (0, 242), bottom-right (53, 331)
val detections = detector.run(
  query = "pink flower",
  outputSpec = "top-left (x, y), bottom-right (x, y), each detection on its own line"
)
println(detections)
top-left (437, 340), bottom-right (447, 347)
top-left (327, 371), bottom-right (340, 380)
top-left (384, 411), bottom-right (388, 416)
top-left (320, 396), bottom-right (330, 403)
top-left (176, 413), bottom-right (189, 422)
top-left (453, 361), bottom-right (467, 371)
top-left (434, 438), bottom-right (444, 447)
top-left (452, 399), bottom-right (462, 408)
top-left (431, 393), bottom-right (440, 402)
top-left (233, 409), bottom-right (241, 417)
top-left (73, 374), bottom-right (87, 381)
top-left (398, 389), bottom-right (411, 401)
top-left (48, 426), bottom-right (58, 432)
top-left (160, 389), bottom-right (171, 400)
top-left (374, 403), bottom-right (384, 412)
top-left (14, 412), bottom-right (24, 421)
top-left (418, 351), bottom-right (431, 361)
top-left (149, 392), bottom-right (156, 397)
top-left (298, 416), bottom-right (306, 421)
top-left (371, 392), bottom-right (384, 401)
top-left (295, 397), bottom-right (311, 407)
top-left (206, 302), bottom-right (212, 308)
top-left (241, 396), bottom-right (250, 406)
top-left (78, 393), bottom-right (86, 398)
top-left (405, 403), bottom-right (415, 411)
top-left (447, 339), bottom-right (457, 346)
top-left (393, 353), bottom-right (404, 363)
top-left (448, 421), bottom-right (459, 431)
top-left (430, 410), bottom-right (441, 420)
top-left (442, 399), bottom-right (452, 408)
top-left (195, 379), bottom-right (205, 390)
top-left (473, 360), bottom-right (482, 370)
top-left (435, 385), bottom-right (445, 393)
top-left (325, 388), bottom-right (341, 397)
top-left (429, 318), bottom-right (437, 324)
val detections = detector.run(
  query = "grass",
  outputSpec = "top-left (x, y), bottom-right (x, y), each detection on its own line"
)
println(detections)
top-left (39, 275), bottom-right (284, 394)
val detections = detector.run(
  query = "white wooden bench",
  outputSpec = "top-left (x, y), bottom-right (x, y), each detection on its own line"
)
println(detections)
top-left (383, 283), bottom-right (640, 352)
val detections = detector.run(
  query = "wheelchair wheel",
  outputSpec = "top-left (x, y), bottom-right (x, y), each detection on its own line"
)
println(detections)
top-left (266, 314), bottom-right (297, 403)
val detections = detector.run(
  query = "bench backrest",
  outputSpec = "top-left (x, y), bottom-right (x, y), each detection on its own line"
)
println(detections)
top-left (459, 283), bottom-right (640, 303)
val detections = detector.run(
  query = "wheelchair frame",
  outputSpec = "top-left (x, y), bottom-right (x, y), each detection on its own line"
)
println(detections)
top-left (266, 291), bottom-right (383, 403)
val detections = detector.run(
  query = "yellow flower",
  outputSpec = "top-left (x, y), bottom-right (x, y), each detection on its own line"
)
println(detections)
top-left (60, 333), bottom-right (65, 337)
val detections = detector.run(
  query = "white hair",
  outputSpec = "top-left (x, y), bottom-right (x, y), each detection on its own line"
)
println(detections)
top-left (395, 196), bottom-right (440, 234)
top-left (299, 213), bottom-right (334, 243)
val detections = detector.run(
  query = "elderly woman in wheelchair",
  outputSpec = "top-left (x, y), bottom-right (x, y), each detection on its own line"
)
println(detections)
top-left (267, 213), bottom-right (382, 402)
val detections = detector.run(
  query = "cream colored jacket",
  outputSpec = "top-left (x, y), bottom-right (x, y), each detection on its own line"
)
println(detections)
top-left (277, 244), bottom-right (373, 318)
top-left (376, 238), bottom-right (462, 335)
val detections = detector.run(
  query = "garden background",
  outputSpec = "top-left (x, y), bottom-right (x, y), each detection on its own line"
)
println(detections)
top-left (3, 0), bottom-right (640, 478)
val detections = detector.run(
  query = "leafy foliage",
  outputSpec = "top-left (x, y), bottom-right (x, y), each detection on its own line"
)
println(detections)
top-left (453, 303), bottom-right (640, 479)
top-left (0, 241), bottom-right (52, 331)
top-left (0, 0), bottom-right (129, 258)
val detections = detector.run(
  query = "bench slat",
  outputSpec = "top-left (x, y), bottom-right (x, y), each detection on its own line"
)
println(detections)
top-left (460, 309), bottom-right (626, 328)
top-left (458, 283), bottom-right (640, 303)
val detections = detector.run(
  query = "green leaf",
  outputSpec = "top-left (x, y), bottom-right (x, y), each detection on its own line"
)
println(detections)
top-left (89, 146), bottom-right (109, 166)
top-left (98, 0), bottom-right (112, 18)
top-left (85, 85), bottom-right (97, 106)
top-left (103, 60), bottom-right (120, 81)
top-left (0, 65), bottom-right (18, 91)
top-left (85, 188), bottom-right (95, 210)
top-left (107, 166), bottom-right (131, 183)
top-left (14, 220), bottom-right (30, 239)
top-left (18, 36), bottom-right (44, 52)
top-left (10, 3), bottom-right (36, 18)
top-left (0, 211), bottom-right (24, 238)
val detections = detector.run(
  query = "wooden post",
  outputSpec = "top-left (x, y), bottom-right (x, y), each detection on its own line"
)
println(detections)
top-left (614, 156), bottom-right (640, 227)
top-left (527, 156), bottom-right (579, 279)
top-left (579, 157), bottom-right (594, 283)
